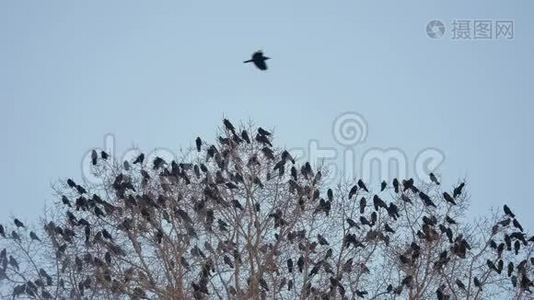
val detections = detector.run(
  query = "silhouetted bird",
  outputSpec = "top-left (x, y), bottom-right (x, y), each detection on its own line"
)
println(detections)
top-left (133, 153), bottom-right (145, 164)
top-left (223, 119), bottom-right (235, 134)
top-left (503, 205), bottom-right (515, 218)
top-left (384, 223), bottom-right (395, 234)
top-left (101, 151), bottom-right (109, 160)
top-left (29, 231), bottom-right (41, 242)
top-left (455, 279), bottom-right (466, 290)
top-left (244, 50), bottom-right (271, 70)
top-left (443, 192), bottom-right (456, 205)
top-left (241, 130), bottom-right (251, 143)
top-left (91, 150), bottom-right (98, 165)
top-left (359, 197), bottom-right (366, 214)
top-left (513, 219), bottom-right (523, 232)
top-left (327, 189), bottom-right (333, 201)
top-left (287, 259), bottom-right (293, 273)
top-left (8, 256), bottom-right (19, 270)
top-left (487, 259), bottom-right (498, 272)
top-left (61, 196), bottom-right (71, 207)
top-left (349, 185), bottom-right (358, 199)
top-left (14, 219), bottom-right (24, 228)
top-left (419, 192), bottom-right (436, 207)
top-left (357, 179), bottom-right (369, 192)
top-left (381, 180), bottom-right (387, 191)
top-left (11, 231), bottom-right (20, 241)
top-left (261, 147), bottom-right (275, 160)
top-left (392, 178), bottom-right (399, 193)
top-left (255, 134), bottom-right (272, 147)
top-left (258, 127), bottom-right (271, 137)
top-left (347, 218), bottom-right (358, 228)
top-left (474, 277), bottom-right (482, 289)
top-left (67, 179), bottom-right (76, 188)
top-left (445, 216), bottom-right (457, 224)
top-left (429, 173), bottom-right (440, 185)
top-left (153, 157), bottom-right (165, 170)
top-left (196, 137), bottom-right (202, 152)
top-left (282, 150), bottom-right (295, 164)
top-left (453, 182), bottom-right (465, 198)
top-left (297, 256), bottom-right (304, 273)
top-left (317, 234), bottom-right (329, 245)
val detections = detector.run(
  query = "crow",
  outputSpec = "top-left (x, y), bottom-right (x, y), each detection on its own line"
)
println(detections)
top-left (381, 180), bottom-right (387, 191)
top-left (503, 205), bottom-right (515, 218)
top-left (61, 196), bottom-right (71, 207)
top-left (513, 219), bottom-right (523, 232)
top-left (347, 218), bottom-right (359, 228)
top-left (241, 130), bottom-right (251, 143)
top-left (429, 173), bottom-right (440, 185)
top-left (360, 216), bottom-right (371, 226)
top-left (14, 219), bottom-right (24, 228)
top-left (258, 127), bottom-right (271, 136)
top-left (76, 185), bottom-right (87, 194)
top-left (11, 231), bottom-right (20, 241)
top-left (133, 153), bottom-right (145, 164)
top-left (67, 179), bottom-right (77, 188)
top-left (195, 137), bottom-right (202, 152)
top-left (153, 157), bottom-right (165, 170)
top-left (443, 192), bottom-right (456, 205)
top-left (392, 178), bottom-right (399, 193)
top-left (473, 277), bottom-right (482, 289)
top-left (223, 119), bottom-right (235, 134)
top-left (453, 182), bottom-right (465, 198)
top-left (287, 259), bottom-right (293, 273)
top-left (244, 50), bottom-right (271, 70)
top-left (455, 279), bottom-right (466, 290)
top-left (359, 197), bottom-right (366, 214)
top-left (297, 256), bottom-right (304, 273)
top-left (349, 185), bottom-right (358, 199)
top-left (487, 260), bottom-right (498, 272)
top-left (419, 192), bottom-right (436, 207)
top-left (282, 150), bottom-right (295, 164)
top-left (327, 189), bottom-right (333, 201)
top-left (255, 134), bottom-right (272, 147)
top-left (232, 200), bottom-right (244, 211)
top-left (445, 216), bottom-right (457, 225)
top-left (261, 147), bottom-right (275, 160)
top-left (357, 179), bottom-right (369, 192)
top-left (317, 234), bottom-right (329, 245)
top-left (29, 231), bottom-right (41, 242)
top-left (373, 195), bottom-right (387, 211)
top-left (91, 150), bottom-right (98, 165)
top-left (101, 151), bottom-right (109, 160)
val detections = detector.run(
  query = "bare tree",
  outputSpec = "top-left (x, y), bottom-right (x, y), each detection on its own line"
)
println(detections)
top-left (0, 119), bottom-right (532, 300)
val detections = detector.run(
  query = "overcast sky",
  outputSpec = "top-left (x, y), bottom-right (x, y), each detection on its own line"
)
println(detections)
top-left (1, 1), bottom-right (533, 228)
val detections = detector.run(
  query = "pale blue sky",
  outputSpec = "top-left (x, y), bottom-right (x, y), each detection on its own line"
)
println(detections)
top-left (1, 1), bottom-right (533, 227)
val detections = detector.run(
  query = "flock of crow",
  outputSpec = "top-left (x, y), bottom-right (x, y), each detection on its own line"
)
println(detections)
top-left (0, 119), bottom-right (532, 300)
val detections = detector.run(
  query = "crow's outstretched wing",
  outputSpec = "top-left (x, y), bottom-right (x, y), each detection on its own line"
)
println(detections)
top-left (254, 60), bottom-right (268, 70)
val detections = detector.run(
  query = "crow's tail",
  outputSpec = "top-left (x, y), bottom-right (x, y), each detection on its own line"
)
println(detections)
top-left (243, 59), bottom-right (253, 63)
